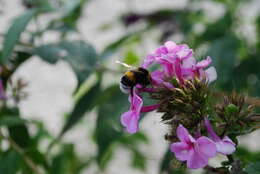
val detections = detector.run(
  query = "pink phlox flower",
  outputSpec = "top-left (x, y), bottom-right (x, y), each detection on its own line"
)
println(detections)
top-left (170, 125), bottom-right (217, 169)
top-left (121, 88), bottom-right (159, 134)
top-left (142, 41), bottom-right (192, 68)
top-left (142, 41), bottom-right (217, 85)
top-left (204, 118), bottom-right (236, 155)
top-left (121, 88), bottom-right (143, 134)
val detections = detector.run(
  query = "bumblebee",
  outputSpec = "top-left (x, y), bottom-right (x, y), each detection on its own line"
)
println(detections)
top-left (117, 61), bottom-right (151, 94)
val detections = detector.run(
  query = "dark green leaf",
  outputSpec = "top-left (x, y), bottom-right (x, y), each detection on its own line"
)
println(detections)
top-left (0, 116), bottom-right (27, 127)
top-left (131, 149), bottom-right (146, 170)
top-left (35, 41), bottom-right (98, 88)
top-left (233, 53), bottom-right (260, 97)
top-left (200, 12), bottom-right (232, 42)
top-left (0, 151), bottom-right (21, 174)
top-left (160, 149), bottom-right (173, 173)
top-left (100, 33), bottom-right (141, 60)
top-left (234, 147), bottom-right (260, 163)
top-left (95, 85), bottom-right (128, 169)
top-left (47, 0), bottom-right (87, 32)
top-left (50, 144), bottom-right (83, 174)
top-left (119, 132), bottom-right (149, 146)
top-left (1, 9), bottom-right (36, 63)
top-left (60, 81), bottom-right (101, 136)
top-left (8, 51), bottom-right (32, 70)
top-left (206, 35), bottom-right (240, 91)
top-left (0, 107), bottom-right (31, 148)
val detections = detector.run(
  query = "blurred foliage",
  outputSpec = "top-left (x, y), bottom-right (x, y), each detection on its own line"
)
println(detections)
top-left (0, 0), bottom-right (260, 173)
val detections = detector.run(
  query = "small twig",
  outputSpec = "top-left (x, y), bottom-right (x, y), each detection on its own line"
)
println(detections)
top-left (0, 129), bottom-right (44, 174)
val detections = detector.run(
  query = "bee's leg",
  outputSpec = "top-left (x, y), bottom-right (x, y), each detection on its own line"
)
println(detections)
top-left (130, 86), bottom-right (134, 97)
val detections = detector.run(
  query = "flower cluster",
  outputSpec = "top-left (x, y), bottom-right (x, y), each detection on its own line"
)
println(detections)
top-left (120, 41), bottom-right (216, 134)
top-left (119, 41), bottom-right (237, 169)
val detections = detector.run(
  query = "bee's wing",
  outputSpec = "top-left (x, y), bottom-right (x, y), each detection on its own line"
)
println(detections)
top-left (115, 60), bottom-right (136, 69)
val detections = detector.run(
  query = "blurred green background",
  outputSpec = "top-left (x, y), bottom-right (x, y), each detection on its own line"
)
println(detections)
top-left (0, 0), bottom-right (260, 173)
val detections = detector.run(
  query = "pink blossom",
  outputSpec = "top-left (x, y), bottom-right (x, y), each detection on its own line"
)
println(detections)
top-left (142, 41), bottom-right (217, 85)
top-left (170, 125), bottom-right (217, 169)
top-left (204, 118), bottom-right (236, 155)
top-left (121, 89), bottom-right (143, 134)
top-left (120, 89), bottom-right (159, 134)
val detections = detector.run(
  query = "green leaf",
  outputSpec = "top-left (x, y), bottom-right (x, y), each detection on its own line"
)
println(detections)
top-left (60, 81), bottom-right (101, 136)
top-left (233, 53), bottom-right (260, 97)
top-left (48, 0), bottom-right (87, 32)
top-left (160, 149), bottom-right (173, 173)
top-left (234, 147), bottom-right (260, 163)
top-left (244, 162), bottom-right (260, 174)
top-left (95, 85), bottom-right (129, 169)
top-left (34, 41), bottom-right (98, 88)
top-left (100, 33), bottom-right (142, 60)
top-left (11, 51), bottom-right (32, 69)
top-left (131, 149), bottom-right (146, 170)
top-left (0, 107), bottom-right (31, 148)
top-left (0, 151), bottom-right (21, 174)
top-left (200, 12), bottom-right (232, 42)
top-left (0, 117), bottom-right (27, 127)
top-left (1, 9), bottom-right (36, 63)
top-left (206, 35), bottom-right (240, 91)
top-left (50, 144), bottom-right (83, 174)
top-left (119, 132), bottom-right (149, 146)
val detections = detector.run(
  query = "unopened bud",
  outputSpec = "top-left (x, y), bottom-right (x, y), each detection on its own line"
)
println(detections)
top-left (225, 104), bottom-right (239, 115)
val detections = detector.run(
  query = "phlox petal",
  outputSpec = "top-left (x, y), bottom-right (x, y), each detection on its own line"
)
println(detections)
top-left (176, 125), bottom-right (191, 143)
top-left (187, 149), bottom-right (208, 169)
top-left (196, 136), bottom-right (217, 158)
top-left (182, 56), bottom-right (196, 69)
top-left (171, 142), bottom-right (191, 161)
top-left (205, 67), bottom-right (217, 83)
top-left (151, 70), bottom-right (165, 85)
top-left (165, 41), bottom-right (177, 52)
top-left (196, 56), bottom-right (212, 68)
top-left (131, 90), bottom-right (143, 112)
top-left (176, 44), bottom-right (193, 60)
top-left (121, 89), bottom-right (143, 134)
top-left (142, 54), bottom-right (155, 68)
top-left (216, 136), bottom-right (236, 155)
top-left (120, 111), bottom-right (139, 134)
